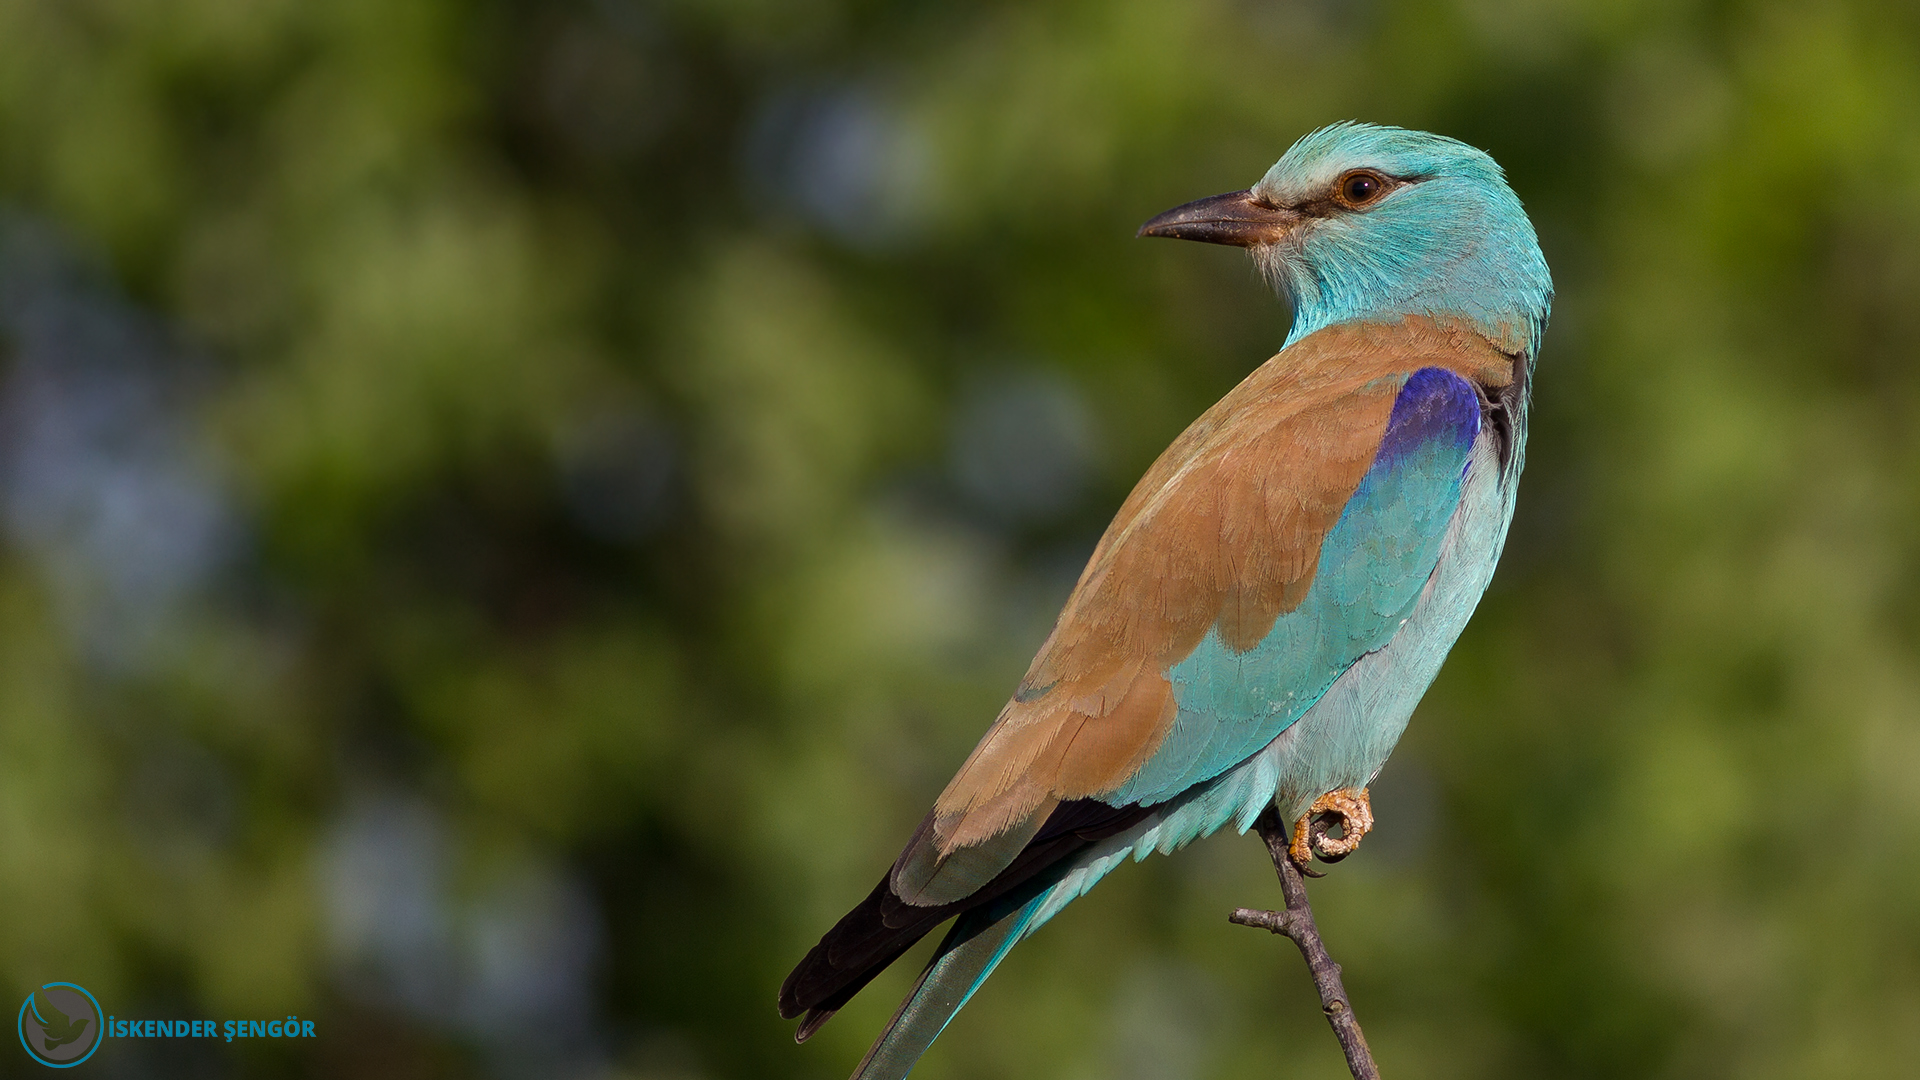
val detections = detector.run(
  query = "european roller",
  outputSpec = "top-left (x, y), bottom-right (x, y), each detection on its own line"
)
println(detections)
top-left (780, 122), bottom-right (1553, 1079)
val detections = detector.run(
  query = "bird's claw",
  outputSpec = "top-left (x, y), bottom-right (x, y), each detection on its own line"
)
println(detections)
top-left (1288, 787), bottom-right (1374, 870)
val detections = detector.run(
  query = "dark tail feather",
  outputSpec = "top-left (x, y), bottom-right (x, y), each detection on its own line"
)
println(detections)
top-left (794, 927), bottom-right (938, 1043)
top-left (780, 799), bottom-right (1153, 1039)
top-left (779, 875), bottom-right (947, 1023)
top-left (795, 1007), bottom-right (836, 1044)
top-left (849, 889), bottom-right (1047, 1080)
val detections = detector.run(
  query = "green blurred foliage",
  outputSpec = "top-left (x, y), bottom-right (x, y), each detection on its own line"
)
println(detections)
top-left (1, 0), bottom-right (1919, 1077)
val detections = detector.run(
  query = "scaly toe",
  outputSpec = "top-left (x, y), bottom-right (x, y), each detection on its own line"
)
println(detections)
top-left (1286, 812), bottom-right (1324, 876)
top-left (1305, 787), bottom-right (1374, 863)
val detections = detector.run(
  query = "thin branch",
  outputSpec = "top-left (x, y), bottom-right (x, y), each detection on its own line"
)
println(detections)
top-left (1229, 808), bottom-right (1381, 1080)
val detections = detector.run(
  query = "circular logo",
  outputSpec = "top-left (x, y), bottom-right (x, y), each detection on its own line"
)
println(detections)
top-left (17, 984), bottom-right (102, 1068)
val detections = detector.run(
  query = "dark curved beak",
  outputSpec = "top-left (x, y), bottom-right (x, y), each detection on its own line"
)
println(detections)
top-left (1137, 189), bottom-right (1300, 247)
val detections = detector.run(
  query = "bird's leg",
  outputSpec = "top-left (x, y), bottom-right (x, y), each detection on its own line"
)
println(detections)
top-left (1288, 787), bottom-right (1374, 869)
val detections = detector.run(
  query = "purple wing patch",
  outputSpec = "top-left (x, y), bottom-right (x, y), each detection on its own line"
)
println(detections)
top-left (1374, 366), bottom-right (1481, 467)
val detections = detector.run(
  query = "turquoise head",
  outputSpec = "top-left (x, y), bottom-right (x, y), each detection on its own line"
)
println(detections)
top-left (1140, 123), bottom-right (1552, 356)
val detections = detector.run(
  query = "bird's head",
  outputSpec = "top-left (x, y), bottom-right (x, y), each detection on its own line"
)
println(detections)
top-left (1140, 122), bottom-right (1552, 356)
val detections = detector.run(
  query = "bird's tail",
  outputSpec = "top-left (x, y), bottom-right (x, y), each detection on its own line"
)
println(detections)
top-left (847, 886), bottom-right (1048, 1080)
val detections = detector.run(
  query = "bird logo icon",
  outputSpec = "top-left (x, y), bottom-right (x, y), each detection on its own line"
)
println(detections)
top-left (16, 983), bottom-right (102, 1067)
top-left (30, 993), bottom-right (88, 1052)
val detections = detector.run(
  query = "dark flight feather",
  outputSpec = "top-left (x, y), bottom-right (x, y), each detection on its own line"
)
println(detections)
top-left (778, 797), bottom-right (1152, 1033)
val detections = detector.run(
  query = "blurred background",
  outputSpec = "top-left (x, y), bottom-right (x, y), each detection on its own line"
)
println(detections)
top-left (2, 0), bottom-right (1920, 1077)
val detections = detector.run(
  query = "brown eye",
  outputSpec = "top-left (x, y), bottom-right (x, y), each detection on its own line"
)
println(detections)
top-left (1336, 170), bottom-right (1387, 208)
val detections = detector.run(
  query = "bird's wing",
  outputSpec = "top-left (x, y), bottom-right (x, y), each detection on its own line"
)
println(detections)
top-left (898, 315), bottom-right (1513, 904)
top-left (779, 315), bottom-right (1513, 1028)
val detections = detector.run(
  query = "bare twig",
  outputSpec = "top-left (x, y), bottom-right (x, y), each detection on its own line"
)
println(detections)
top-left (1229, 808), bottom-right (1381, 1080)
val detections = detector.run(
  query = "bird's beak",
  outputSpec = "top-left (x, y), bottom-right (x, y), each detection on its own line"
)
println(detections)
top-left (1137, 189), bottom-right (1301, 247)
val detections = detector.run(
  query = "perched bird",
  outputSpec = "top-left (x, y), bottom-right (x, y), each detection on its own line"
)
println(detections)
top-left (780, 122), bottom-right (1552, 1079)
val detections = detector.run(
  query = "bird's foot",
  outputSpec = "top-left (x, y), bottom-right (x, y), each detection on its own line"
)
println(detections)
top-left (1288, 788), bottom-right (1374, 871)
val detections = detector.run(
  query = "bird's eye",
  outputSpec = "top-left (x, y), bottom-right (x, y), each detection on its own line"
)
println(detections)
top-left (1335, 170), bottom-right (1388, 208)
